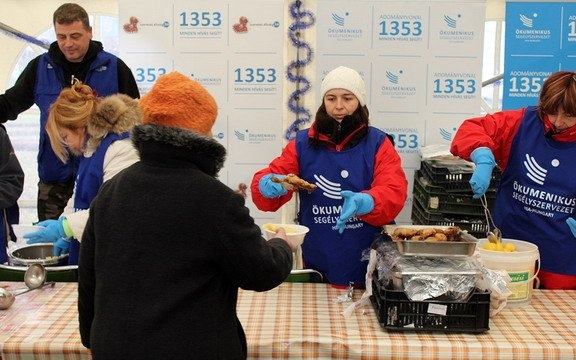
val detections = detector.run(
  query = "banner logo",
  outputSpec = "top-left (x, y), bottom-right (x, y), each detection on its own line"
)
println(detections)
top-left (519, 14), bottom-right (534, 28)
top-left (386, 70), bottom-right (400, 84)
top-left (123, 16), bottom-right (139, 33)
top-left (233, 129), bottom-right (276, 143)
top-left (439, 127), bottom-right (455, 141)
top-left (233, 16), bottom-right (249, 33)
top-left (443, 15), bottom-right (458, 28)
top-left (331, 13), bottom-right (346, 27)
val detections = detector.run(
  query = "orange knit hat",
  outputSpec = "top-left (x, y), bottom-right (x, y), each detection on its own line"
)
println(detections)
top-left (139, 72), bottom-right (218, 135)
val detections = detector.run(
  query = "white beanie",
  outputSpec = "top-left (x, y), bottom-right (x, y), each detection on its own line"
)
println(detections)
top-left (320, 66), bottom-right (367, 106)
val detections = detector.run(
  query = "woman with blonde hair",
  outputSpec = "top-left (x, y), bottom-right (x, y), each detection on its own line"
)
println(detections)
top-left (25, 80), bottom-right (141, 265)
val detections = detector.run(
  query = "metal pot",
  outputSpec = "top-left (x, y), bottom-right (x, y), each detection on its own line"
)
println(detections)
top-left (8, 244), bottom-right (68, 266)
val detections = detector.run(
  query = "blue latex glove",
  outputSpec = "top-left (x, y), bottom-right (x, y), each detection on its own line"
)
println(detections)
top-left (336, 190), bottom-right (375, 234)
top-left (24, 218), bottom-right (68, 244)
top-left (567, 218), bottom-right (576, 239)
top-left (258, 174), bottom-right (289, 199)
top-left (54, 238), bottom-right (71, 256)
top-left (469, 147), bottom-right (496, 199)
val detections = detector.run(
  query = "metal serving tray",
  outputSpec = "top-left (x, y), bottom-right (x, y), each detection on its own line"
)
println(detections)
top-left (384, 225), bottom-right (478, 257)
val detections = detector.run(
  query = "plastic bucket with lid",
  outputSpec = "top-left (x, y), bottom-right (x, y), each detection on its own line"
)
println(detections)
top-left (477, 238), bottom-right (540, 308)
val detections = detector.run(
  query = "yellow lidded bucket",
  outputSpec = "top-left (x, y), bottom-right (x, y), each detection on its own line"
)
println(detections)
top-left (478, 238), bottom-right (540, 308)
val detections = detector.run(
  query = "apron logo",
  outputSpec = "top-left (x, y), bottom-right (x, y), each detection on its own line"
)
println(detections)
top-left (523, 153), bottom-right (556, 185)
top-left (313, 174), bottom-right (342, 199)
top-left (313, 169), bottom-right (351, 200)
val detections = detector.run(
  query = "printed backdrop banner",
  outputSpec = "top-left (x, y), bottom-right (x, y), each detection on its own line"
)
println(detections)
top-left (316, 0), bottom-right (486, 222)
top-left (119, 0), bottom-right (286, 225)
top-left (120, 0), bottom-right (485, 225)
top-left (503, 0), bottom-right (576, 110)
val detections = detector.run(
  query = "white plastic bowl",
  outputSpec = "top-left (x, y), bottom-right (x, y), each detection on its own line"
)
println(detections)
top-left (11, 225), bottom-right (43, 244)
top-left (262, 223), bottom-right (309, 246)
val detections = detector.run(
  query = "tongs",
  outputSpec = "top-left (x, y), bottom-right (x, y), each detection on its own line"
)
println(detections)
top-left (481, 194), bottom-right (502, 244)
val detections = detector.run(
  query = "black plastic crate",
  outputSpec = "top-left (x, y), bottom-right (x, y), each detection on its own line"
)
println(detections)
top-left (411, 197), bottom-right (487, 239)
top-left (370, 277), bottom-right (490, 333)
top-left (420, 159), bottom-right (501, 193)
top-left (413, 171), bottom-right (495, 216)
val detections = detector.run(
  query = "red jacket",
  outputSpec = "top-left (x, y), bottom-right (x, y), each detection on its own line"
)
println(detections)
top-left (450, 108), bottom-right (525, 171)
top-left (251, 125), bottom-right (407, 227)
top-left (450, 107), bottom-right (576, 171)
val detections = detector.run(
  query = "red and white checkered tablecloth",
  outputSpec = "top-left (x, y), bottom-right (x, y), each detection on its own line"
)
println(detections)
top-left (0, 282), bottom-right (87, 360)
top-left (236, 282), bottom-right (576, 360)
top-left (2, 281), bottom-right (576, 359)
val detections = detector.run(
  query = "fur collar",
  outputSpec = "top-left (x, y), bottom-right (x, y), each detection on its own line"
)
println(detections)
top-left (85, 94), bottom-right (141, 155)
top-left (131, 124), bottom-right (226, 177)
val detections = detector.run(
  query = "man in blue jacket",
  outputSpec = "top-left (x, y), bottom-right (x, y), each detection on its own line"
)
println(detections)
top-left (0, 3), bottom-right (139, 221)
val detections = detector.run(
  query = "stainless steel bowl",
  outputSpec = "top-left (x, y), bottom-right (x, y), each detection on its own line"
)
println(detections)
top-left (8, 244), bottom-right (68, 266)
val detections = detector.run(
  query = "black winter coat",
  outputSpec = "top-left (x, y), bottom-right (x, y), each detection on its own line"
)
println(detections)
top-left (0, 125), bottom-right (24, 263)
top-left (78, 124), bottom-right (293, 359)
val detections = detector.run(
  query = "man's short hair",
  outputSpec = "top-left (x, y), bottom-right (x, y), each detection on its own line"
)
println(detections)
top-left (53, 3), bottom-right (91, 29)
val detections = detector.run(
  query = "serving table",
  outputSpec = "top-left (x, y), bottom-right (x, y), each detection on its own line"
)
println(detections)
top-left (1, 281), bottom-right (576, 359)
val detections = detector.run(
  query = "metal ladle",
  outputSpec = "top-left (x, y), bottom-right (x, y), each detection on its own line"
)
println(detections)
top-left (481, 194), bottom-right (502, 244)
top-left (0, 263), bottom-right (55, 310)
top-left (24, 263), bottom-right (49, 289)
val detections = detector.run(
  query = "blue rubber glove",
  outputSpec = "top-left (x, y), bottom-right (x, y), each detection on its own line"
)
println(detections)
top-left (469, 147), bottom-right (496, 199)
top-left (258, 174), bottom-right (289, 199)
top-left (24, 218), bottom-right (69, 244)
top-left (336, 190), bottom-right (375, 234)
top-left (567, 217), bottom-right (576, 239)
top-left (54, 238), bottom-right (71, 256)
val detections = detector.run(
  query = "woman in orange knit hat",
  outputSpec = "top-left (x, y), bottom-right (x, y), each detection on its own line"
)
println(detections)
top-left (78, 72), bottom-right (298, 359)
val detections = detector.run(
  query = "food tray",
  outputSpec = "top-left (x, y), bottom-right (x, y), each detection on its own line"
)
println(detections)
top-left (413, 171), bottom-right (496, 216)
top-left (391, 257), bottom-right (480, 297)
top-left (371, 276), bottom-right (490, 333)
top-left (411, 199), bottom-right (487, 239)
top-left (420, 159), bottom-right (501, 193)
top-left (385, 225), bottom-right (478, 257)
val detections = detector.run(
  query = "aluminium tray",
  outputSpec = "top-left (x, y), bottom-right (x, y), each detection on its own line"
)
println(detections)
top-left (384, 225), bottom-right (478, 257)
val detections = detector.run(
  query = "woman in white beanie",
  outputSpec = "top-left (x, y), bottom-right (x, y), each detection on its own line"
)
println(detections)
top-left (251, 66), bottom-right (408, 288)
top-left (23, 79), bottom-right (141, 265)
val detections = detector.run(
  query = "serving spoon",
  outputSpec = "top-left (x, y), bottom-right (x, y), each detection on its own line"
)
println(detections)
top-left (0, 264), bottom-right (55, 310)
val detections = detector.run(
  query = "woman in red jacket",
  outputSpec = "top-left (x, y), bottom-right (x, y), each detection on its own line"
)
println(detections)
top-left (251, 66), bottom-right (407, 287)
top-left (451, 71), bottom-right (576, 289)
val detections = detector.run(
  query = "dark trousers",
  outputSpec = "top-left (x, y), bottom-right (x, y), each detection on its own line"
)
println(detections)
top-left (37, 179), bottom-right (74, 221)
